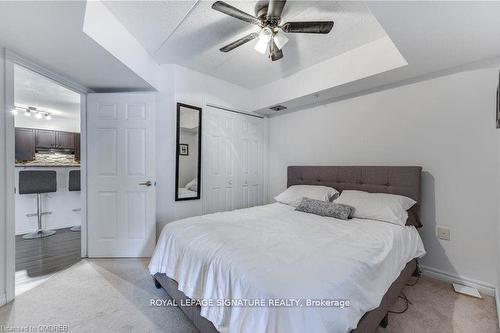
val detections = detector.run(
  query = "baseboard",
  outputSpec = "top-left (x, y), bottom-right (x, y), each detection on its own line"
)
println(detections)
top-left (0, 292), bottom-right (7, 307)
top-left (420, 265), bottom-right (495, 296)
top-left (496, 288), bottom-right (500, 328)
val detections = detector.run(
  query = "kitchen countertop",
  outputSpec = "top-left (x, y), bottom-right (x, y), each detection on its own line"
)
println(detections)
top-left (15, 164), bottom-right (80, 168)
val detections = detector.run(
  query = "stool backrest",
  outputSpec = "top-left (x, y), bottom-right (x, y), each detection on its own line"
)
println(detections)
top-left (69, 170), bottom-right (81, 192)
top-left (19, 170), bottom-right (57, 194)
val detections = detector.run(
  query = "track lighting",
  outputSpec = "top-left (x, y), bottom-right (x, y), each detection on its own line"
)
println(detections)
top-left (14, 105), bottom-right (53, 120)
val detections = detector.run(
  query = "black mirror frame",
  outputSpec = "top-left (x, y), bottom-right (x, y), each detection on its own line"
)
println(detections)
top-left (175, 103), bottom-right (202, 201)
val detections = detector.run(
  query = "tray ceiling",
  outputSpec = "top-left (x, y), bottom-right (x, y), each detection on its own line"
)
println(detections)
top-left (103, 1), bottom-right (389, 88)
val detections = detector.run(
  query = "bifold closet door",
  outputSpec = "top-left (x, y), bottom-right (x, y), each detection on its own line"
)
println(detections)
top-left (204, 106), bottom-right (264, 214)
top-left (237, 116), bottom-right (264, 209)
top-left (204, 107), bottom-right (237, 213)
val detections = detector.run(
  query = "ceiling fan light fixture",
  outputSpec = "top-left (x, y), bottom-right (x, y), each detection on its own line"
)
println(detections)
top-left (45, 113), bottom-right (52, 120)
top-left (254, 27), bottom-right (272, 54)
top-left (34, 112), bottom-right (42, 119)
top-left (24, 110), bottom-right (31, 117)
top-left (213, 1), bottom-right (334, 61)
top-left (273, 30), bottom-right (288, 50)
top-left (254, 38), bottom-right (268, 54)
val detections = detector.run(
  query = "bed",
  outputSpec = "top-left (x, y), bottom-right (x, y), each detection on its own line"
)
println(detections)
top-left (178, 187), bottom-right (197, 199)
top-left (149, 166), bottom-right (425, 333)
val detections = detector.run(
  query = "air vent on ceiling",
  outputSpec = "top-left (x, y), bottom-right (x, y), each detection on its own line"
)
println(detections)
top-left (269, 105), bottom-right (287, 112)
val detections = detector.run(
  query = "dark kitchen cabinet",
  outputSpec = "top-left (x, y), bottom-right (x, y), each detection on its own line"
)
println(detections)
top-left (36, 129), bottom-right (56, 148)
top-left (15, 128), bottom-right (35, 161)
top-left (35, 129), bottom-right (77, 150)
top-left (56, 131), bottom-right (75, 149)
top-left (74, 133), bottom-right (81, 161)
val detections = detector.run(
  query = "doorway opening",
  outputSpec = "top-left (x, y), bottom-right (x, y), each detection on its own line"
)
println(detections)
top-left (13, 64), bottom-right (82, 296)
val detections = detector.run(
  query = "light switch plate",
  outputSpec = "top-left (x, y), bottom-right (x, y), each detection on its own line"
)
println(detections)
top-left (437, 226), bottom-right (450, 241)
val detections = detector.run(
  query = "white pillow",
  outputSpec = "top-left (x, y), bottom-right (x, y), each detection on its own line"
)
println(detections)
top-left (334, 190), bottom-right (416, 226)
top-left (274, 185), bottom-right (339, 207)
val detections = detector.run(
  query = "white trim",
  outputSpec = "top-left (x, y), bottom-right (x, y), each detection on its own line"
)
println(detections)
top-left (5, 51), bottom-right (15, 303)
top-left (206, 103), bottom-right (264, 119)
top-left (80, 94), bottom-right (88, 257)
top-left (421, 265), bottom-right (496, 296)
top-left (5, 49), bottom-right (91, 94)
top-left (4, 49), bottom-right (89, 302)
top-left (0, 292), bottom-right (6, 307)
top-left (495, 288), bottom-right (500, 328)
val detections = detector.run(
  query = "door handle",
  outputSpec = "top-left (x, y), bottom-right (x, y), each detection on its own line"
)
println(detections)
top-left (139, 181), bottom-right (152, 187)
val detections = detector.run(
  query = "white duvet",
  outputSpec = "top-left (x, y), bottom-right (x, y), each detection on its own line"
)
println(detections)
top-left (149, 203), bottom-right (425, 333)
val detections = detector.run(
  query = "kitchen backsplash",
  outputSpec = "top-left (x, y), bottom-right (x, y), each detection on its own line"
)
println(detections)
top-left (16, 152), bottom-right (80, 167)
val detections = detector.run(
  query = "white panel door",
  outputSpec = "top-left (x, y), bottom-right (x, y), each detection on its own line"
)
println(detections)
top-left (203, 106), bottom-right (264, 213)
top-left (87, 93), bottom-right (156, 257)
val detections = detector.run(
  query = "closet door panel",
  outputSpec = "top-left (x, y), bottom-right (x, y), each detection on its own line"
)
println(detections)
top-left (204, 107), bottom-right (238, 213)
top-left (241, 116), bottom-right (263, 208)
top-left (204, 106), bottom-right (264, 214)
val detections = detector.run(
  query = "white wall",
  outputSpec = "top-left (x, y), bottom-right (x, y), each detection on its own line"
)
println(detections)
top-left (15, 167), bottom-right (81, 235)
top-left (14, 116), bottom-right (80, 133)
top-left (267, 68), bottom-right (499, 287)
top-left (155, 65), bottom-right (255, 233)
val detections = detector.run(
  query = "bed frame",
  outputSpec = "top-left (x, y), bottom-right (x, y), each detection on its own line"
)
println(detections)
top-left (154, 166), bottom-right (423, 333)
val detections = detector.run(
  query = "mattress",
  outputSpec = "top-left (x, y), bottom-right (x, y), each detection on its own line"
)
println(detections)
top-left (149, 203), bottom-right (425, 333)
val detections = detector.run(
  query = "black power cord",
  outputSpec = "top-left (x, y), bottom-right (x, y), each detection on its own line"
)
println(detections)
top-left (388, 291), bottom-right (412, 314)
top-left (406, 259), bottom-right (422, 286)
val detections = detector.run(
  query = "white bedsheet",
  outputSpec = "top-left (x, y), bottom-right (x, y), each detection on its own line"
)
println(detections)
top-left (149, 203), bottom-right (425, 333)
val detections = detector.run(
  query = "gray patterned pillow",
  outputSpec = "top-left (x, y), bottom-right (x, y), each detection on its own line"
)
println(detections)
top-left (295, 197), bottom-right (353, 220)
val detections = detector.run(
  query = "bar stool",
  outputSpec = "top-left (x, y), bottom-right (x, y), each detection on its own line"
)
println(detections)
top-left (68, 170), bottom-right (81, 232)
top-left (19, 170), bottom-right (57, 239)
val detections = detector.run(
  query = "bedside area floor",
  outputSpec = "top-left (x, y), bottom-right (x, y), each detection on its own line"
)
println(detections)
top-left (1, 259), bottom-right (497, 333)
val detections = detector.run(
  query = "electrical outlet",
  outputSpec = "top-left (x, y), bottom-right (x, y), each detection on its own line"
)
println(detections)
top-left (437, 226), bottom-right (451, 241)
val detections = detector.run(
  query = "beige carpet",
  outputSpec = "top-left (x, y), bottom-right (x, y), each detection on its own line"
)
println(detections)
top-left (378, 275), bottom-right (498, 333)
top-left (0, 259), bottom-right (497, 333)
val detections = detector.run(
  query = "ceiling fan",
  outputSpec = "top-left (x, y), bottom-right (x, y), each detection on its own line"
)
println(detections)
top-left (212, 0), bottom-right (334, 61)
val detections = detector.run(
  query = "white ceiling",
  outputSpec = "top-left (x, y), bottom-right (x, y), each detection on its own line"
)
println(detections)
top-left (104, 1), bottom-right (387, 89)
top-left (0, 1), bottom-right (153, 90)
top-left (14, 64), bottom-right (81, 132)
top-left (15, 65), bottom-right (80, 119)
top-left (254, 1), bottom-right (500, 114)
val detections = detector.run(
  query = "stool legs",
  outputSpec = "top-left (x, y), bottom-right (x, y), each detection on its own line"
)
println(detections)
top-left (22, 193), bottom-right (57, 239)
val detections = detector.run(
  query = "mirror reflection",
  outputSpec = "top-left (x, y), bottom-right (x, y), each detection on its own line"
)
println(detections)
top-left (176, 103), bottom-right (201, 200)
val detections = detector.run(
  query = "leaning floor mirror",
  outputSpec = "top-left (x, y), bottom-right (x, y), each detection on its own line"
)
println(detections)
top-left (175, 103), bottom-right (202, 201)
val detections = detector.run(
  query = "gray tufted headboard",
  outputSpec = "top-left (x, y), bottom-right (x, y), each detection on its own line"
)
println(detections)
top-left (287, 166), bottom-right (422, 228)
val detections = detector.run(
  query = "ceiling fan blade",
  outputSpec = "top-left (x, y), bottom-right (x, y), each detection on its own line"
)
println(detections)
top-left (270, 39), bottom-right (283, 61)
top-left (212, 1), bottom-right (261, 25)
top-left (220, 32), bottom-right (258, 52)
top-left (281, 21), bottom-right (334, 34)
top-left (267, 0), bottom-right (287, 19)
